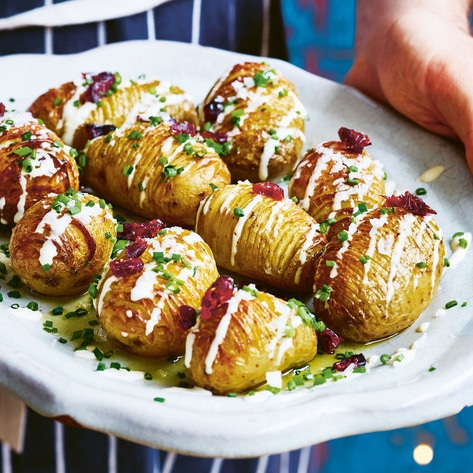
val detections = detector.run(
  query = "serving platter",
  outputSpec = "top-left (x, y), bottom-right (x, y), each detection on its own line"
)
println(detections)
top-left (0, 40), bottom-right (472, 458)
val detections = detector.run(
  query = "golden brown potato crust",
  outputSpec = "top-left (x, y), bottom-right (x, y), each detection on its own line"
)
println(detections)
top-left (27, 81), bottom-right (76, 137)
top-left (200, 62), bottom-right (307, 182)
top-left (185, 281), bottom-right (318, 394)
top-left (28, 74), bottom-right (198, 150)
top-left (96, 227), bottom-right (219, 359)
top-left (9, 191), bottom-right (116, 297)
top-left (195, 182), bottom-right (326, 294)
top-left (0, 112), bottom-right (80, 226)
top-left (288, 140), bottom-right (386, 223)
top-left (83, 121), bottom-right (231, 227)
top-left (312, 207), bottom-right (445, 343)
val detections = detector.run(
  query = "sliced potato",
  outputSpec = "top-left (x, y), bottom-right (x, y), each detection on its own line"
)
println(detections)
top-left (83, 121), bottom-right (230, 227)
top-left (9, 190), bottom-right (116, 297)
top-left (312, 203), bottom-right (445, 343)
top-left (195, 181), bottom-right (326, 294)
top-left (28, 72), bottom-right (198, 150)
top-left (95, 226), bottom-right (219, 359)
top-left (0, 111), bottom-right (80, 226)
top-left (200, 62), bottom-right (307, 182)
top-left (289, 130), bottom-right (385, 223)
top-left (185, 275), bottom-right (319, 394)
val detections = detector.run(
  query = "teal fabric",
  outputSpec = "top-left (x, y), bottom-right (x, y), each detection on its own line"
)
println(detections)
top-left (282, 0), bottom-right (356, 82)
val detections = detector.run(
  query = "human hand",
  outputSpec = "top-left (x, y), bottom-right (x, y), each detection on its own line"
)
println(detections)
top-left (344, 0), bottom-right (473, 174)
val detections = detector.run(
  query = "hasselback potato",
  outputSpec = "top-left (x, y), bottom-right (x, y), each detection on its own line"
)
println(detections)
top-left (82, 120), bottom-right (231, 228)
top-left (199, 61), bottom-right (307, 182)
top-left (95, 226), bottom-right (219, 359)
top-left (0, 109), bottom-right (80, 226)
top-left (28, 72), bottom-right (198, 150)
top-left (312, 192), bottom-right (445, 343)
top-left (195, 181), bottom-right (326, 294)
top-left (185, 275), bottom-right (319, 394)
top-left (9, 189), bottom-right (116, 297)
top-left (289, 127), bottom-right (386, 223)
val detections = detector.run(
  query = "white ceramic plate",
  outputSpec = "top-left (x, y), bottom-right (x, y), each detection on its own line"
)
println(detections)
top-left (0, 40), bottom-right (472, 458)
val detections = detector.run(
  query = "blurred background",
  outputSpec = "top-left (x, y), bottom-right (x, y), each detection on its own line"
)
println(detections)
top-left (283, 0), bottom-right (356, 82)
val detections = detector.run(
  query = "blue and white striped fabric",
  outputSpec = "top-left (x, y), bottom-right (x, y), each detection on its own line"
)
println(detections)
top-left (0, 0), bottom-right (287, 59)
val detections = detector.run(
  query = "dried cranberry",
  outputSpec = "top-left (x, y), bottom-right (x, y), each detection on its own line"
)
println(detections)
top-left (118, 219), bottom-right (165, 241)
top-left (317, 327), bottom-right (343, 354)
top-left (252, 182), bottom-right (284, 201)
top-left (338, 127), bottom-right (371, 153)
top-left (383, 191), bottom-right (436, 216)
top-left (333, 353), bottom-right (366, 372)
top-left (125, 237), bottom-right (148, 259)
top-left (200, 275), bottom-right (235, 320)
top-left (203, 98), bottom-right (224, 124)
top-left (0, 103), bottom-right (5, 117)
top-left (178, 305), bottom-right (198, 330)
top-left (110, 258), bottom-right (144, 278)
top-left (83, 123), bottom-right (117, 140)
top-left (170, 121), bottom-right (197, 137)
top-left (201, 130), bottom-right (228, 144)
top-left (80, 72), bottom-right (115, 104)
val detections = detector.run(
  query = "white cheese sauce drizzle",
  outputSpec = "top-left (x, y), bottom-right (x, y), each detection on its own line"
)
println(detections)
top-left (202, 288), bottom-right (255, 375)
top-left (230, 193), bottom-right (263, 266)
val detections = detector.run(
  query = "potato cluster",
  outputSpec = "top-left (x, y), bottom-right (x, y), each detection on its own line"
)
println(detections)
top-left (0, 65), bottom-right (446, 395)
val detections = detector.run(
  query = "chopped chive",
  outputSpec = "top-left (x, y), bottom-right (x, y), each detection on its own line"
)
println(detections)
top-left (51, 306), bottom-right (64, 316)
top-left (380, 354), bottom-right (391, 364)
top-left (445, 300), bottom-right (458, 309)
top-left (337, 230), bottom-right (349, 242)
top-left (233, 207), bottom-right (244, 218)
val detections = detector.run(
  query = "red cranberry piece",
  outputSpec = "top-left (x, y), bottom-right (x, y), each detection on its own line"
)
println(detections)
top-left (338, 127), bottom-right (371, 153)
top-left (383, 191), bottom-right (436, 216)
top-left (170, 121), bottom-right (197, 137)
top-left (200, 275), bottom-right (235, 320)
top-left (118, 219), bottom-right (165, 241)
top-left (80, 72), bottom-right (115, 104)
top-left (0, 103), bottom-right (5, 117)
top-left (253, 182), bottom-right (284, 201)
top-left (201, 130), bottom-right (228, 144)
top-left (333, 353), bottom-right (366, 372)
top-left (110, 258), bottom-right (144, 278)
top-left (83, 123), bottom-right (116, 140)
top-left (125, 237), bottom-right (148, 259)
top-left (203, 98), bottom-right (224, 124)
top-left (178, 305), bottom-right (198, 330)
top-left (317, 327), bottom-right (343, 354)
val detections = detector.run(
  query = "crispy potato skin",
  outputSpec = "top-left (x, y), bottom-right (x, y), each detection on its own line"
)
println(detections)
top-left (313, 208), bottom-right (445, 343)
top-left (289, 141), bottom-right (386, 223)
top-left (9, 192), bottom-right (116, 297)
top-left (195, 182), bottom-right (326, 294)
top-left (96, 227), bottom-right (219, 358)
top-left (28, 76), bottom-right (198, 150)
top-left (83, 122), bottom-right (231, 227)
top-left (27, 81), bottom-right (76, 137)
top-left (200, 62), bottom-right (306, 182)
top-left (185, 287), bottom-right (317, 394)
top-left (0, 112), bottom-right (80, 226)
